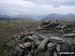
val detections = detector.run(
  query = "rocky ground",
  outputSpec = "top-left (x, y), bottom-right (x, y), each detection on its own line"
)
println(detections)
top-left (0, 20), bottom-right (75, 56)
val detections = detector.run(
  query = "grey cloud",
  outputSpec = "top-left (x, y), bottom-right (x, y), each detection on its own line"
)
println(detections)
top-left (0, 0), bottom-right (75, 16)
top-left (24, 0), bottom-right (75, 6)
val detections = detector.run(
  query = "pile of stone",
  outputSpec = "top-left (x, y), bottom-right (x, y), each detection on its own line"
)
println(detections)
top-left (38, 21), bottom-right (75, 35)
top-left (7, 31), bottom-right (75, 56)
top-left (7, 20), bottom-right (75, 56)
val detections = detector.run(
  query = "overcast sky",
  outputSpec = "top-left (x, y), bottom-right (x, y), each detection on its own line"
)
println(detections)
top-left (0, 0), bottom-right (75, 16)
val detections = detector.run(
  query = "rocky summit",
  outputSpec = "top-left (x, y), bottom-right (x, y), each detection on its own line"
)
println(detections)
top-left (7, 20), bottom-right (75, 56)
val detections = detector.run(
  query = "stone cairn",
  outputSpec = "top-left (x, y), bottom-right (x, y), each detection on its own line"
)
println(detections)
top-left (7, 20), bottom-right (75, 56)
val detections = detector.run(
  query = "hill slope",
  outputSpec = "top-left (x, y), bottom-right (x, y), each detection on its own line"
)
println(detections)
top-left (42, 14), bottom-right (75, 21)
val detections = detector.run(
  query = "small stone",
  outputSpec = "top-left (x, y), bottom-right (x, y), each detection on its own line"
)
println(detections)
top-left (25, 32), bottom-right (35, 36)
top-left (47, 43), bottom-right (57, 48)
top-left (32, 35), bottom-right (41, 46)
top-left (53, 51), bottom-right (58, 56)
top-left (55, 25), bottom-right (61, 29)
top-left (19, 44), bottom-right (25, 48)
top-left (24, 42), bottom-right (31, 48)
top-left (72, 30), bottom-right (75, 33)
top-left (61, 25), bottom-right (67, 29)
top-left (56, 44), bottom-right (60, 52)
top-left (27, 36), bottom-right (34, 41)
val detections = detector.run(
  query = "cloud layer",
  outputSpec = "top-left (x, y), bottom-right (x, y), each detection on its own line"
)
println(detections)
top-left (25, 0), bottom-right (75, 6)
top-left (0, 0), bottom-right (75, 16)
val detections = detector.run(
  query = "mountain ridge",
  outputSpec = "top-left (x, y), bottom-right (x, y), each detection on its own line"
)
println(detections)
top-left (0, 14), bottom-right (75, 21)
top-left (42, 14), bottom-right (75, 21)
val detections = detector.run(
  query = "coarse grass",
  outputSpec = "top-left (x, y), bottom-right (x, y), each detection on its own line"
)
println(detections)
top-left (0, 20), bottom-right (40, 56)
top-left (60, 21), bottom-right (75, 25)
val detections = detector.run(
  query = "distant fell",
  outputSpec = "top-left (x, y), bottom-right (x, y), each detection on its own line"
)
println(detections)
top-left (42, 14), bottom-right (75, 21)
top-left (0, 15), bottom-right (44, 21)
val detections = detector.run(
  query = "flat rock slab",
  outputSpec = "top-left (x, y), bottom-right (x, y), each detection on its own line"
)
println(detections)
top-left (63, 33), bottom-right (75, 38)
top-left (49, 37), bottom-right (65, 43)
